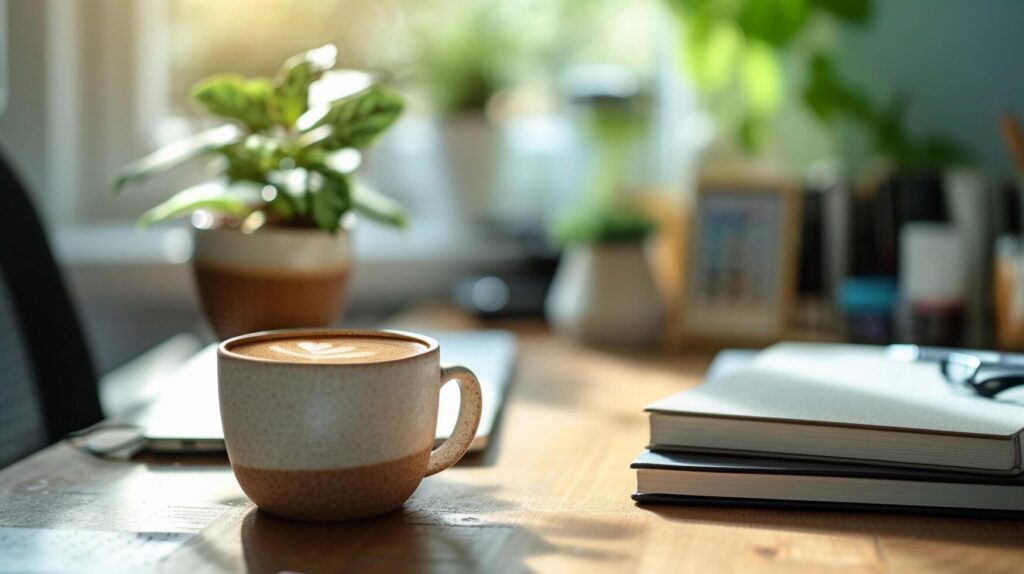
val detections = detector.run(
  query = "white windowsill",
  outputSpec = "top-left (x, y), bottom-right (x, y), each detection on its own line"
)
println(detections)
top-left (52, 221), bottom-right (527, 307)
top-left (53, 220), bottom-right (523, 266)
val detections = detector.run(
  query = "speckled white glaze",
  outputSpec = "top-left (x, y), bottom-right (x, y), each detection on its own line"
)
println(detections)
top-left (217, 328), bottom-right (483, 520)
top-left (219, 328), bottom-right (482, 470)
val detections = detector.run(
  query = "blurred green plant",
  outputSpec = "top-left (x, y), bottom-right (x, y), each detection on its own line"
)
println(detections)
top-left (803, 54), bottom-right (970, 168)
top-left (413, 0), bottom-right (641, 114)
top-left (114, 45), bottom-right (406, 234)
top-left (418, 13), bottom-right (507, 113)
top-left (666, 0), bottom-right (872, 151)
top-left (415, 0), bottom-right (559, 113)
top-left (553, 207), bottom-right (655, 246)
top-left (553, 101), bottom-right (656, 246)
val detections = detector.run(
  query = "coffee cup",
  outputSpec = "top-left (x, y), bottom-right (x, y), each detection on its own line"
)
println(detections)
top-left (217, 328), bottom-right (483, 521)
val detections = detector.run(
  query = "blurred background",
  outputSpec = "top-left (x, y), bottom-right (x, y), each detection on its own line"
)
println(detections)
top-left (1, 0), bottom-right (1023, 373)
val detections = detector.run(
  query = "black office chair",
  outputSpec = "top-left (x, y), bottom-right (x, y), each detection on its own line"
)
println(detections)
top-left (0, 150), bottom-right (102, 467)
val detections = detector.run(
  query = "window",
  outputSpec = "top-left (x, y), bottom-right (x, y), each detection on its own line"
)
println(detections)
top-left (9, 0), bottom-right (675, 228)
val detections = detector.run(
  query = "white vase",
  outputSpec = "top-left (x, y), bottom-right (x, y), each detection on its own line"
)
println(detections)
top-left (438, 113), bottom-right (500, 221)
top-left (545, 240), bottom-right (663, 348)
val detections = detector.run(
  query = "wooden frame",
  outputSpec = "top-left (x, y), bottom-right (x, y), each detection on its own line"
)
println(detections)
top-left (677, 171), bottom-right (802, 346)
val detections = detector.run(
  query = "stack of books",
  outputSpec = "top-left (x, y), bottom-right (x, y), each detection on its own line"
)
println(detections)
top-left (632, 343), bottom-right (1024, 516)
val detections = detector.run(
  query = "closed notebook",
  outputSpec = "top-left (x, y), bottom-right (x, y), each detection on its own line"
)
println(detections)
top-left (631, 450), bottom-right (1024, 517)
top-left (646, 343), bottom-right (1024, 474)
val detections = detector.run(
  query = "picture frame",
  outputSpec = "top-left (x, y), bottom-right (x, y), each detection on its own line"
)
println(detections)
top-left (677, 171), bottom-right (802, 345)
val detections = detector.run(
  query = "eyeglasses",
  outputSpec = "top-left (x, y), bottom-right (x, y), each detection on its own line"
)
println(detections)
top-left (941, 352), bottom-right (1024, 398)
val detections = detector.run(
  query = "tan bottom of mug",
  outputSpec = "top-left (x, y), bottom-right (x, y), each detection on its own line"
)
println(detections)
top-left (232, 448), bottom-right (431, 521)
top-left (194, 260), bottom-right (349, 340)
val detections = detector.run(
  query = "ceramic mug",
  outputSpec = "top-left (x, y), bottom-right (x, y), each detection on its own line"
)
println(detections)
top-left (218, 329), bottom-right (483, 521)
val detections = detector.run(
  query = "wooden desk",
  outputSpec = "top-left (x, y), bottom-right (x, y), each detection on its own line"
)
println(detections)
top-left (2, 307), bottom-right (1024, 573)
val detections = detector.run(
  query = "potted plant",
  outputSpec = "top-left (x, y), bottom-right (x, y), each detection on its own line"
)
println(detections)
top-left (413, 7), bottom-right (509, 222)
top-left (411, 0), bottom-right (556, 222)
top-left (545, 96), bottom-right (663, 347)
top-left (114, 45), bottom-right (406, 339)
top-left (546, 206), bottom-right (662, 347)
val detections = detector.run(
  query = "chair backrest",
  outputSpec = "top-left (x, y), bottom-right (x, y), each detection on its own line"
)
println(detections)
top-left (0, 151), bottom-right (102, 467)
top-left (0, 276), bottom-right (49, 466)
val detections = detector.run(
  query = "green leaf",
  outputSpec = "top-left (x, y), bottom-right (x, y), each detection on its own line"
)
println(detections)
top-left (874, 94), bottom-right (911, 158)
top-left (919, 135), bottom-right (972, 167)
top-left (685, 20), bottom-right (742, 93)
top-left (265, 186), bottom-right (297, 220)
top-left (801, 53), bottom-right (973, 168)
top-left (298, 85), bottom-right (404, 149)
top-left (113, 125), bottom-right (241, 192)
top-left (551, 207), bottom-right (654, 246)
top-left (137, 182), bottom-right (255, 228)
top-left (803, 55), bottom-right (837, 121)
top-left (272, 64), bottom-right (314, 129)
top-left (809, 0), bottom-right (872, 23)
top-left (739, 114), bottom-right (769, 152)
top-left (309, 174), bottom-right (350, 233)
top-left (737, 0), bottom-right (810, 47)
top-left (803, 54), bottom-right (874, 124)
top-left (220, 134), bottom-right (286, 183)
top-left (190, 75), bottom-right (274, 131)
top-left (351, 182), bottom-right (407, 228)
top-left (271, 45), bottom-right (338, 128)
top-left (740, 41), bottom-right (784, 116)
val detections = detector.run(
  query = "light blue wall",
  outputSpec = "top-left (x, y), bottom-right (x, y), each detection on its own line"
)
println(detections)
top-left (836, 0), bottom-right (1024, 175)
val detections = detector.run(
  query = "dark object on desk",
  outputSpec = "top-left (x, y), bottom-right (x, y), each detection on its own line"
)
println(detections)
top-left (838, 276), bottom-right (897, 344)
top-left (452, 222), bottom-right (559, 319)
top-left (896, 301), bottom-right (965, 348)
top-left (453, 275), bottom-right (550, 318)
top-left (797, 185), bottom-right (826, 298)
top-left (942, 352), bottom-right (1024, 398)
top-left (896, 223), bottom-right (968, 348)
top-left (993, 181), bottom-right (1022, 238)
top-left (887, 343), bottom-right (1003, 364)
top-left (888, 344), bottom-right (1024, 397)
top-left (839, 172), bottom-right (951, 346)
top-left (794, 179), bottom-right (846, 334)
top-left (632, 450), bottom-right (1024, 518)
top-left (0, 153), bottom-right (102, 468)
top-left (875, 171), bottom-right (948, 278)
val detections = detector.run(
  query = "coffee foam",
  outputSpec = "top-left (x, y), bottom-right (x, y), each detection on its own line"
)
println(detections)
top-left (230, 335), bottom-right (427, 364)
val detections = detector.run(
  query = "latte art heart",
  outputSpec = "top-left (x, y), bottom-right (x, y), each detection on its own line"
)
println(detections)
top-left (298, 341), bottom-right (333, 353)
top-left (229, 335), bottom-right (428, 364)
top-left (270, 342), bottom-right (375, 360)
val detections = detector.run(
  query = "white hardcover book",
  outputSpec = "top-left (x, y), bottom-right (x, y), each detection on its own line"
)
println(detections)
top-left (646, 343), bottom-right (1024, 474)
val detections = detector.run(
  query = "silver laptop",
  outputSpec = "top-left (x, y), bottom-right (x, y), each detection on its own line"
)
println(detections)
top-left (139, 330), bottom-right (517, 453)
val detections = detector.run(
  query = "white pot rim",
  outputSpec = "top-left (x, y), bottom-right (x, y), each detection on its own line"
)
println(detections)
top-left (192, 224), bottom-right (351, 271)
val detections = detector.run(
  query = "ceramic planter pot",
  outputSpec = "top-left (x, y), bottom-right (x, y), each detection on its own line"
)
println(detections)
top-left (545, 240), bottom-right (663, 348)
top-left (439, 113), bottom-right (499, 220)
top-left (192, 225), bottom-right (352, 340)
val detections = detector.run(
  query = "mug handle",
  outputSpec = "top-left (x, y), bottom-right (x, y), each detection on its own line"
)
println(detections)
top-left (425, 365), bottom-right (483, 477)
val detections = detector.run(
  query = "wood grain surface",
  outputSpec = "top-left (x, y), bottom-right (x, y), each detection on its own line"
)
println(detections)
top-left (2, 305), bottom-right (1024, 573)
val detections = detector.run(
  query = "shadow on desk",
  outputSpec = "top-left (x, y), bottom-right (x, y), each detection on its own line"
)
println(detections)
top-left (138, 445), bottom-right (503, 470)
top-left (644, 504), bottom-right (1024, 549)
top-left (166, 479), bottom-right (640, 573)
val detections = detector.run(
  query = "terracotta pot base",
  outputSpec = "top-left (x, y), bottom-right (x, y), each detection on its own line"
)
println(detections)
top-left (194, 260), bottom-right (349, 340)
